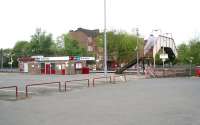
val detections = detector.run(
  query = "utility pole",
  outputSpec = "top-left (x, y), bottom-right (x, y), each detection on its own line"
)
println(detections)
top-left (136, 28), bottom-right (139, 75)
top-left (104, 0), bottom-right (108, 76)
top-left (189, 57), bottom-right (193, 77)
top-left (162, 37), bottom-right (165, 69)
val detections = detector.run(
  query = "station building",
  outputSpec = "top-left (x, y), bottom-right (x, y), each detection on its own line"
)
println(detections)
top-left (18, 56), bottom-right (95, 75)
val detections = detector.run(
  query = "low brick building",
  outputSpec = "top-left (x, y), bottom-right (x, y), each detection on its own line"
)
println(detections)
top-left (18, 56), bottom-right (95, 75)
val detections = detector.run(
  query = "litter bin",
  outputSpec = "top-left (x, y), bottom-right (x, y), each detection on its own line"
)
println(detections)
top-left (82, 67), bottom-right (90, 74)
top-left (195, 66), bottom-right (200, 77)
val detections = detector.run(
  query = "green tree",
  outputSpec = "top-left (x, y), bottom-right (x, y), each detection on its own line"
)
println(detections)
top-left (96, 31), bottom-right (142, 64)
top-left (177, 39), bottom-right (200, 65)
top-left (1, 49), bottom-right (14, 68)
top-left (63, 34), bottom-right (87, 56)
top-left (30, 28), bottom-right (55, 56)
top-left (155, 53), bottom-right (162, 65)
top-left (177, 43), bottom-right (190, 64)
top-left (13, 41), bottom-right (30, 57)
top-left (189, 39), bottom-right (200, 65)
top-left (12, 41), bottom-right (30, 67)
top-left (53, 35), bottom-right (67, 56)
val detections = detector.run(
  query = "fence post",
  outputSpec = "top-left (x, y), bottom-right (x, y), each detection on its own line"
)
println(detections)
top-left (87, 79), bottom-right (90, 87)
top-left (93, 79), bottom-right (95, 87)
top-left (64, 81), bottom-right (67, 92)
top-left (16, 86), bottom-right (18, 99)
top-left (25, 85), bottom-right (28, 97)
top-left (58, 82), bottom-right (61, 92)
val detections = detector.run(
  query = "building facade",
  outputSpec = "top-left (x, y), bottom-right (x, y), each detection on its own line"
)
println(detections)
top-left (69, 28), bottom-right (103, 70)
top-left (18, 56), bottom-right (95, 75)
top-left (69, 28), bottom-right (99, 53)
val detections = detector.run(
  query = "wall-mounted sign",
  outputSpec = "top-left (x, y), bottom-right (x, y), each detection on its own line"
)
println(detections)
top-left (80, 57), bottom-right (95, 61)
top-left (42, 56), bottom-right (69, 61)
top-left (160, 54), bottom-right (168, 59)
top-left (74, 56), bottom-right (80, 61)
top-left (29, 56), bottom-right (94, 61)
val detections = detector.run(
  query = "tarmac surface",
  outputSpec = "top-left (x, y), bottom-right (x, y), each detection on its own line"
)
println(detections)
top-left (0, 73), bottom-right (200, 125)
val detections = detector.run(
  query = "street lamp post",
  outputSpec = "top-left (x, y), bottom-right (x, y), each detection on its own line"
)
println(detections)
top-left (162, 37), bottom-right (165, 69)
top-left (136, 28), bottom-right (139, 75)
top-left (189, 57), bottom-right (193, 77)
top-left (104, 0), bottom-right (108, 76)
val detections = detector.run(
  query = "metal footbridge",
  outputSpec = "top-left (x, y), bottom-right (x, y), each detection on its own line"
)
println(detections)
top-left (116, 34), bottom-right (177, 74)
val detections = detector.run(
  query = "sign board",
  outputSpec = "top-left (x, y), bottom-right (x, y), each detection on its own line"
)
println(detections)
top-left (80, 57), bottom-right (95, 61)
top-left (33, 56), bottom-right (94, 61)
top-left (160, 54), bottom-right (168, 59)
top-left (42, 56), bottom-right (69, 61)
top-left (32, 56), bottom-right (44, 61)
top-left (8, 62), bottom-right (12, 65)
top-left (74, 56), bottom-right (80, 61)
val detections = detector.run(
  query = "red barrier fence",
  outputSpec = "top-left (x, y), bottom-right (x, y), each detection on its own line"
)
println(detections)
top-left (113, 74), bottom-right (127, 84)
top-left (92, 76), bottom-right (112, 87)
top-left (0, 86), bottom-right (18, 99)
top-left (25, 82), bottom-right (61, 97)
top-left (64, 79), bottom-right (90, 92)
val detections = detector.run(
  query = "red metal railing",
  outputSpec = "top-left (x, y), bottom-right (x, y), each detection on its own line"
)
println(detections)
top-left (92, 76), bottom-right (112, 87)
top-left (113, 74), bottom-right (127, 84)
top-left (0, 86), bottom-right (18, 99)
top-left (64, 79), bottom-right (90, 92)
top-left (25, 82), bottom-right (61, 97)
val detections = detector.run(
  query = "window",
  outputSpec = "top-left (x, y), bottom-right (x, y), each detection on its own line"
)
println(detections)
top-left (51, 63), bottom-right (55, 70)
top-left (41, 63), bottom-right (45, 69)
top-left (88, 37), bottom-right (92, 43)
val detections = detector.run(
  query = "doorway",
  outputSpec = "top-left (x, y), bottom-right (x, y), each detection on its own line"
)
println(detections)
top-left (45, 64), bottom-right (51, 74)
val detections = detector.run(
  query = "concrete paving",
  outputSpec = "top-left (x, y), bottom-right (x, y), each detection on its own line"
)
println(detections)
top-left (0, 74), bottom-right (200, 125)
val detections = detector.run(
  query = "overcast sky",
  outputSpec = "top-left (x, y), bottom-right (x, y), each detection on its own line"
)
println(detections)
top-left (0, 0), bottom-right (200, 48)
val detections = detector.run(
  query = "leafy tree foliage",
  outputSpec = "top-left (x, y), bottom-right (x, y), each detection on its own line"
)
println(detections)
top-left (29, 28), bottom-right (55, 56)
top-left (96, 31), bottom-right (143, 63)
top-left (13, 41), bottom-right (29, 57)
top-left (177, 43), bottom-right (190, 64)
top-left (0, 48), bottom-right (15, 67)
top-left (189, 40), bottom-right (200, 65)
top-left (177, 39), bottom-right (200, 65)
top-left (63, 34), bottom-right (87, 56)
